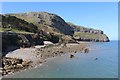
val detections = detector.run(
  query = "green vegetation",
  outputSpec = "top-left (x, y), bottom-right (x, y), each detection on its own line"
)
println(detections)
top-left (2, 15), bottom-right (38, 33)
top-left (0, 28), bottom-right (34, 34)
top-left (0, 28), bottom-right (3, 32)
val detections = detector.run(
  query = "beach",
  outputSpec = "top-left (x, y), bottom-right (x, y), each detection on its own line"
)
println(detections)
top-left (3, 41), bottom-right (118, 78)
top-left (2, 42), bottom-right (88, 77)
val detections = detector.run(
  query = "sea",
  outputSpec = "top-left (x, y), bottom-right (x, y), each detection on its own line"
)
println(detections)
top-left (5, 41), bottom-right (118, 78)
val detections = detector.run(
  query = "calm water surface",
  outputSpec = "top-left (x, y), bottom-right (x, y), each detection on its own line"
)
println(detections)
top-left (6, 41), bottom-right (118, 78)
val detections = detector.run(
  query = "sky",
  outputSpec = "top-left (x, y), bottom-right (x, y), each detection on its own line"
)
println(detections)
top-left (1, 0), bottom-right (120, 2)
top-left (2, 2), bottom-right (118, 40)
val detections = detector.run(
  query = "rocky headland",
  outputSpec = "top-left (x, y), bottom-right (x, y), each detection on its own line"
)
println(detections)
top-left (0, 12), bottom-right (109, 76)
top-left (1, 12), bottom-right (109, 53)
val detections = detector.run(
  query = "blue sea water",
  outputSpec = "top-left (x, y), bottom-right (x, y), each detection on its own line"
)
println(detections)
top-left (6, 41), bottom-right (118, 78)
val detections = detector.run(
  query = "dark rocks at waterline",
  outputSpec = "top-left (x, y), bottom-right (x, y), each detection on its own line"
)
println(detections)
top-left (95, 58), bottom-right (98, 60)
top-left (2, 57), bottom-right (32, 75)
top-left (70, 54), bottom-right (75, 58)
top-left (83, 48), bottom-right (89, 53)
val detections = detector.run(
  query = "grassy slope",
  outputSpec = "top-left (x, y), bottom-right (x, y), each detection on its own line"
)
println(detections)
top-left (10, 14), bottom-right (62, 35)
top-left (0, 28), bottom-right (34, 34)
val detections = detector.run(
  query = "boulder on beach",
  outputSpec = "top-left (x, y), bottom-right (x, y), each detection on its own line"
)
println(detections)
top-left (83, 48), bottom-right (89, 53)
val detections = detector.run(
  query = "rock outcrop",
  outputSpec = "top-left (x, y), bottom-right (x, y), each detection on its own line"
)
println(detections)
top-left (2, 32), bottom-right (44, 55)
top-left (2, 57), bottom-right (31, 75)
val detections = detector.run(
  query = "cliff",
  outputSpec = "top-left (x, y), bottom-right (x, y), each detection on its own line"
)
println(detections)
top-left (8, 12), bottom-right (74, 35)
top-left (1, 12), bottom-right (110, 54)
top-left (7, 12), bottom-right (109, 42)
top-left (67, 22), bottom-right (109, 42)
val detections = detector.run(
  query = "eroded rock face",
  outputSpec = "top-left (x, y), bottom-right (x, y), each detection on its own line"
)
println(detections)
top-left (2, 32), bottom-right (44, 54)
top-left (2, 32), bottom-right (20, 54)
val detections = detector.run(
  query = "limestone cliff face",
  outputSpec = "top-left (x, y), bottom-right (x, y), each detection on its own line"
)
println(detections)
top-left (9, 12), bottom-right (74, 35)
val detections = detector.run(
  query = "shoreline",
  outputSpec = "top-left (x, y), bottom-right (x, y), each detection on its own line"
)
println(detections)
top-left (2, 42), bottom-right (89, 78)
